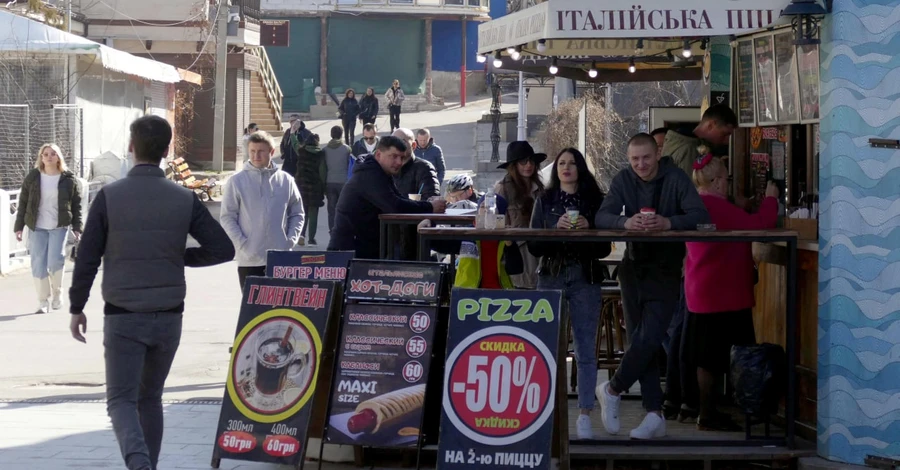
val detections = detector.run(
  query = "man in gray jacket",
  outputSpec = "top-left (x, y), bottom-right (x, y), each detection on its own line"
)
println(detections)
top-left (221, 130), bottom-right (305, 288)
top-left (324, 125), bottom-right (355, 234)
top-left (414, 128), bottom-right (446, 187)
top-left (593, 133), bottom-right (709, 441)
top-left (68, 115), bottom-right (235, 470)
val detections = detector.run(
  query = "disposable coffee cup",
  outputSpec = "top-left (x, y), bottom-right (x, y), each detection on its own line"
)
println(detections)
top-left (567, 209), bottom-right (580, 225)
top-left (408, 194), bottom-right (421, 201)
top-left (640, 207), bottom-right (656, 216)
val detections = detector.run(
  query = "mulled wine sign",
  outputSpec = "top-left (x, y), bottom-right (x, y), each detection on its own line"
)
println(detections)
top-left (437, 288), bottom-right (562, 470)
top-left (213, 277), bottom-right (338, 466)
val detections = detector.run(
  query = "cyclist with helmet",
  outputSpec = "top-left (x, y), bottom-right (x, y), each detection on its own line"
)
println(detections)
top-left (445, 174), bottom-right (481, 209)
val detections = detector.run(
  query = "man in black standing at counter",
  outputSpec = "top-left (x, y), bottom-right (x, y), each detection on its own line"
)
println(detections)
top-left (68, 115), bottom-right (234, 470)
top-left (328, 135), bottom-right (446, 259)
top-left (594, 133), bottom-right (709, 440)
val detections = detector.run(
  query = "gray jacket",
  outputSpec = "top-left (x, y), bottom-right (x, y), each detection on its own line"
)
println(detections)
top-left (220, 161), bottom-right (305, 267)
top-left (595, 157), bottom-right (709, 270)
top-left (323, 139), bottom-right (353, 184)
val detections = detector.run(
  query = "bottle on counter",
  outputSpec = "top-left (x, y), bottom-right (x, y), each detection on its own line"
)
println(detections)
top-left (484, 189), bottom-right (497, 230)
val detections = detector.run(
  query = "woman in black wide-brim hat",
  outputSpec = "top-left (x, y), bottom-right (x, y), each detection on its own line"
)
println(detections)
top-left (493, 141), bottom-right (546, 289)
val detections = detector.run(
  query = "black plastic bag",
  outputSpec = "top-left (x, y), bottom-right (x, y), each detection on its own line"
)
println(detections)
top-left (730, 343), bottom-right (787, 415)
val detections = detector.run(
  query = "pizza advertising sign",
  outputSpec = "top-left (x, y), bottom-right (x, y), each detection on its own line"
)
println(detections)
top-left (213, 276), bottom-right (338, 466)
top-left (437, 288), bottom-right (562, 470)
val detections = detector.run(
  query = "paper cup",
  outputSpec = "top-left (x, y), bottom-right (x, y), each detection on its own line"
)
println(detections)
top-left (567, 209), bottom-right (580, 225)
top-left (408, 194), bottom-right (421, 201)
top-left (640, 207), bottom-right (656, 216)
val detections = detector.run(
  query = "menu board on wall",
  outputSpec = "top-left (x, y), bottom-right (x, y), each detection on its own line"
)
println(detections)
top-left (751, 153), bottom-right (770, 203)
top-left (798, 44), bottom-right (820, 122)
top-left (754, 36), bottom-right (777, 124)
top-left (774, 33), bottom-right (799, 124)
top-left (736, 40), bottom-right (756, 126)
top-left (771, 142), bottom-right (786, 181)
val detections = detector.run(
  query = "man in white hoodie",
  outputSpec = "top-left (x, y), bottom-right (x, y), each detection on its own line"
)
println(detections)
top-left (221, 131), bottom-right (305, 288)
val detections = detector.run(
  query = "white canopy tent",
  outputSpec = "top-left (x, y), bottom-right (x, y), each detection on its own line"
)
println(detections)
top-left (0, 9), bottom-right (182, 83)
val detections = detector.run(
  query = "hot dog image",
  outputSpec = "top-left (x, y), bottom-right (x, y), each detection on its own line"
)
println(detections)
top-left (346, 384), bottom-right (426, 434)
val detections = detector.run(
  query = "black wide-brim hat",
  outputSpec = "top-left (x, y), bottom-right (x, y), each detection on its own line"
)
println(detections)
top-left (498, 141), bottom-right (547, 169)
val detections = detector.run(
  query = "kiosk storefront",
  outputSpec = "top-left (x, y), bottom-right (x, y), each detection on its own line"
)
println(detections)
top-left (476, 0), bottom-right (900, 466)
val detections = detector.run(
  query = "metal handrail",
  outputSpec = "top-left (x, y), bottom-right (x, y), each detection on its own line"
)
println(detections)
top-left (249, 47), bottom-right (284, 128)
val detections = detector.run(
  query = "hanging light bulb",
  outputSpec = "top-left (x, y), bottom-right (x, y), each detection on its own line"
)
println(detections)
top-left (628, 58), bottom-right (636, 73)
top-left (587, 61), bottom-right (598, 78)
top-left (476, 54), bottom-right (487, 63)
top-left (507, 46), bottom-right (516, 55)
top-left (548, 58), bottom-right (558, 75)
top-left (536, 39), bottom-right (547, 53)
top-left (682, 39), bottom-right (693, 58)
top-left (511, 45), bottom-right (522, 61)
top-left (493, 51), bottom-right (503, 68)
top-left (635, 38), bottom-right (644, 54)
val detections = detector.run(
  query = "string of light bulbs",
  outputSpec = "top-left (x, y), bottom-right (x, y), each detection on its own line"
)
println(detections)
top-left (477, 38), bottom-right (705, 77)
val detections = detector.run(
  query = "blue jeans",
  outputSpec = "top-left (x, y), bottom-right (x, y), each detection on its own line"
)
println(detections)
top-left (105, 313), bottom-right (183, 470)
top-left (538, 262), bottom-right (602, 410)
top-left (29, 227), bottom-right (68, 302)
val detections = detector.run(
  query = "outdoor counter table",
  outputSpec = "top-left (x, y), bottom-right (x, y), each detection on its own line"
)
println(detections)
top-left (378, 213), bottom-right (476, 259)
top-left (417, 224), bottom-right (802, 449)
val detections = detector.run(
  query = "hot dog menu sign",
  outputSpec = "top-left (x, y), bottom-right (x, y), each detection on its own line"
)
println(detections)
top-left (213, 277), bottom-right (337, 466)
top-left (438, 288), bottom-right (561, 470)
top-left (324, 303), bottom-right (438, 447)
top-left (346, 260), bottom-right (442, 304)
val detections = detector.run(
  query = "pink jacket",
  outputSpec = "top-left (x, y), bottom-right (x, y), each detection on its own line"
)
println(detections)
top-left (685, 194), bottom-right (778, 314)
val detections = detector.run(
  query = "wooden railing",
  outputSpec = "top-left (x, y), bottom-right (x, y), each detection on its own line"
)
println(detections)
top-left (249, 46), bottom-right (283, 128)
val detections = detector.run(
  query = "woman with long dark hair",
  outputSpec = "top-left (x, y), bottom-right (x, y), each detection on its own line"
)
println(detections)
top-left (338, 88), bottom-right (360, 145)
top-left (359, 87), bottom-right (379, 126)
top-left (494, 141), bottom-right (545, 289)
top-left (528, 147), bottom-right (611, 439)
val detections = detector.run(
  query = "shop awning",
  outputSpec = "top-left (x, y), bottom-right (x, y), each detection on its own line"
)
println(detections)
top-left (0, 9), bottom-right (185, 84)
top-left (477, 0), bottom-right (796, 55)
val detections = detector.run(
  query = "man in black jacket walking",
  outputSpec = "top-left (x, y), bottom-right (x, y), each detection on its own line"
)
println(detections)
top-left (68, 116), bottom-right (234, 470)
top-left (392, 128), bottom-right (439, 199)
top-left (328, 136), bottom-right (446, 258)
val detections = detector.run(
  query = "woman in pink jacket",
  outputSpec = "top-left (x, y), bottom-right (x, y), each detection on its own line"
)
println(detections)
top-left (684, 149), bottom-right (778, 431)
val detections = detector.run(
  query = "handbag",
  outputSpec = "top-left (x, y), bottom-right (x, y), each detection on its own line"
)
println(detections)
top-left (503, 242), bottom-right (524, 275)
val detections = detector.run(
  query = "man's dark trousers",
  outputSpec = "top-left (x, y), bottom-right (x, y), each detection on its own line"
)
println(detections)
top-left (105, 313), bottom-right (182, 470)
top-left (238, 266), bottom-right (266, 289)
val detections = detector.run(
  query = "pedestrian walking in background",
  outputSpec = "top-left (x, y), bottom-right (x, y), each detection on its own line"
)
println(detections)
top-left (14, 143), bottom-right (83, 313)
top-left (68, 115), bottom-right (234, 470)
top-left (494, 141), bottom-right (545, 289)
top-left (414, 128), bottom-right (446, 187)
top-left (241, 123), bottom-right (257, 161)
top-left (324, 125), bottom-right (356, 234)
top-left (280, 114), bottom-right (310, 176)
top-left (385, 79), bottom-right (405, 133)
top-left (351, 123), bottom-right (379, 158)
top-left (338, 88), bottom-right (361, 145)
top-left (528, 148), bottom-right (611, 440)
top-left (594, 133), bottom-right (709, 440)
top-left (221, 130), bottom-right (305, 288)
top-left (359, 87), bottom-right (379, 126)
top-left (293, 133), bottom-right (326, 246)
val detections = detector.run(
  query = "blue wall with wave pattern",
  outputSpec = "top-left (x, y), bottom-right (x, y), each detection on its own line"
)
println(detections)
top-left (819, 0), bottom-right (900, 464)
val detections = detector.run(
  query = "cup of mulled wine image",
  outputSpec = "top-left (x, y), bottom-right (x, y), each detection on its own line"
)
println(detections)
top-left (254, 327), bottom-right (309, 396)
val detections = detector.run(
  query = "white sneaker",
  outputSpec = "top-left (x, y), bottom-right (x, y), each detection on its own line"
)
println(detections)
top-left (630, 413), bottom-right (667, 440)
top-left (596, 381), bottom-right (620, 435)
top-left (36, 301), bottom-right (49, 314)
top-left (51, 299), bottom-right (63, 311)
top-left (576, 414), bottom-right (594, 440)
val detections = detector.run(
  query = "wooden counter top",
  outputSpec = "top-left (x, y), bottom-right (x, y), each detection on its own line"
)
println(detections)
top-left (418, 226), bottom-right (799, 243)
top-left (380, 213), bottom-right (475, 223)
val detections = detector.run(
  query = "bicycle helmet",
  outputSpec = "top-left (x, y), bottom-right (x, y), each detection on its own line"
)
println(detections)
top-left (447, 174), bottom-right (474, 192)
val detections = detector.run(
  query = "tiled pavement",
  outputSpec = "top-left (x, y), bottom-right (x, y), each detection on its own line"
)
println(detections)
top-left (0, 401), bottom-right (368, 470)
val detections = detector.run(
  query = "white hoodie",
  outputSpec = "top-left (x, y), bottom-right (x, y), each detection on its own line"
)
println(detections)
top-left (220, 161), bottom-right (305, 267)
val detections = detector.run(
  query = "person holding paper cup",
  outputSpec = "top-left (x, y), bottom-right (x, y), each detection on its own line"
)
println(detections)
top-left (527, 148), bottom-right (611, 439)
top-left (593, 133), bottom-right (709, 440)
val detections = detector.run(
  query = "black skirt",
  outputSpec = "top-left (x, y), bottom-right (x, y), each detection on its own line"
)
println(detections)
top-left (685, 309), bottom-right (756, 374)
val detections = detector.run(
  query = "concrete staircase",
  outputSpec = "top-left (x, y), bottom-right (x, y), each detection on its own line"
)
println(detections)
top-left (248, 47), bottom-right (284, 136)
